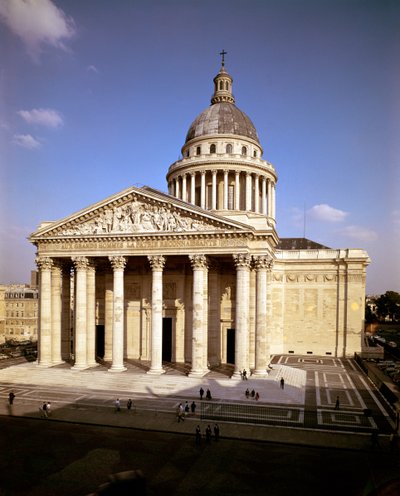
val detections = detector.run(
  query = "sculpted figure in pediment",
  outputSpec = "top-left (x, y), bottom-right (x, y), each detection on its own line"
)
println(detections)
top-left (57, 199), bottom-right (226, 236)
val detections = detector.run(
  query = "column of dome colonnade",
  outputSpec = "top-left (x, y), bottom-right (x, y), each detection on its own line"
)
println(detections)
top-left (147, 255), bottom-right (166, 375)
top-left (188, 255), bottom-right (209, 377)
top-left (168, 169), bottom-right (276, 217)
top-left (253, 255), bottom-right (273, 376)
top-left (232, 253), bottom-right (252, 378)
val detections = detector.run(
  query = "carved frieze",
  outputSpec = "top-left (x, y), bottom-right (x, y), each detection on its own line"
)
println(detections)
top-left (55, 200), bottom-right (226, 236)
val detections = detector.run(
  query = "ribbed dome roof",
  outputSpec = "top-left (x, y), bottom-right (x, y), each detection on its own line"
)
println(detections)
top-left (185, 102), bottom-right (259, 144)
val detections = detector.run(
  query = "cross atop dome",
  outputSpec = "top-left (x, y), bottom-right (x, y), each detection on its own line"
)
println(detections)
top-left (220, 49), bottom-right (227, 67)
top-left (211, 51), bottom-right (235, 105)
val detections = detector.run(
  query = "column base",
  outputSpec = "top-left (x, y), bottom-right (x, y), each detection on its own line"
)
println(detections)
top-left (231, 370), bottom-right (243, 379)
top-left (87, 361), bottom-right (100, 368)
top-left (37, 361), bottom-right (52, 368)
top-left (188, 369), bottom-right (208, 378)
top-left (252, 369), bottom-right (268, 377)
top-left (146, 367), bottom-right (165, 375)
top-left (71, 363), bottom-right (90, 371)
top-left (51, 360), bottom-right (65, 367)
top-left (108, 365), bottom-right (127, 373)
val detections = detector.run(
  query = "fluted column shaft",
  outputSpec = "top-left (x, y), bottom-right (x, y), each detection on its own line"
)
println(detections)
top-left (233, 254), bottom-right (251, 377)
top-left (253, 255), bottom-right (272, 375)
top-left (267, 179), bottom-right (272, 217)
top-left (235, 171), bottom-right (240, 210)
top-left (223, 170), bottom-right (229, 209)
top-left (246, 173), bottom-right (252, 211)
top-left (182, 174), bottom-right (187, 202)
top-left (211, 170), bottom-right (217, 209)
top-left (51, 262), bottom-right (63, 365)
top-left (200, 171), bottom-right (206, 209)
top-left (72, 256), bottom-right (89, 369)
top-left (61, 266), bottom-right (71, 360)
top-left (104, 272), bottom-right (113, 361)
top-left (86, 262), bottom-right (97, 367)
top-left (36, 256), bottom-right (53, 367)
top-left (190, 173), bottom-right (196, 204)
top-left (147, 255), bottom-right (166, 375)
top-left (175, 177), bottom-right (180, 199)
top-left (109, 256), bottom-right (127, 372)
top-left (262, 176), bottom-right (267, 215)
top-left (189, 255), bottom-right (208, 377)
top-left (254, 175), bottom-right (260, 213)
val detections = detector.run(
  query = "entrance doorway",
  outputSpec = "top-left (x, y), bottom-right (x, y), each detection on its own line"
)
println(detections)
top-left (96, 325), bottom-right (105, 359)
top-left (162, 318), bottom-right (172, 362)
top-left (227, 328), bottom-right (235, 364)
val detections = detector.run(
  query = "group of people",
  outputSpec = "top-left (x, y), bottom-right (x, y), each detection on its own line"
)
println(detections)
top-left (245, 389), bottom-right (259, 401)
top-left (114, 398), bottom-right (133, 412)
top-left (199, 387), bottom-right (212, 400)
top-left (177, 401), bottom-right (197, 421)
top-left (195, 423), bottom-right (220, 444)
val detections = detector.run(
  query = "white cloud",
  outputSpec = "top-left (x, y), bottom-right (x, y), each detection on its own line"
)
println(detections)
top-left (13, 133), bottom-right (41, 149)
top-left (0, 0), bottom-right (76, 61)
top-left (87, 65), bottom-right (99, 74)
top-left (18, 108), bottom-right (63, 128)
top-left (308, 204), bottom-right (348, 223)
top-left (337, 225), bottom-right (378, 242)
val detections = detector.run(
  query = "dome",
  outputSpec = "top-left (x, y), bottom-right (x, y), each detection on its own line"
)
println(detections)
top-left (185, 102), bottom-right (260, 144)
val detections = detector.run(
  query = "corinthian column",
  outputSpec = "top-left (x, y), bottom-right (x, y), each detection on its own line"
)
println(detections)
top-left (109, 256), bottom-right (127, 372)
top-left (86, 260), bottom-right (97, 367)
top-left (72, 256), bottom-right (89, 370)
top-left (147, 255), bottom-right (166, 375)
top-left (51, 261), bottom-right (63, 365)
top-left (36, 256), bottom-right (53, 367)
top-left (61, 264), bottom-right (71, 360)
top-left (188, 255), bottom-right (208, 377)
top-left (253, 255), bottom-right (273, 376)
top-left (233, 253), bottom-right (251, 377)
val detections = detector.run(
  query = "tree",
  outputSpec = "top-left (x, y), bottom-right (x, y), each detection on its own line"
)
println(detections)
top-left (375, 291), bottom-right (400, 322)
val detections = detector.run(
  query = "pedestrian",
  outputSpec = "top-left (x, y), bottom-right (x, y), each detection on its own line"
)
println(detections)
top-left (206, 389), bottom-right (212, 400)
top-left (206, 424), bottom-right (212, 443)
top-left (255, 392), bottom-right (259, 401)
top-left (199, 387), bottom-right (204, 400)
top-left (8, 391), bottom-right (15, 405)
top-left (177, 403), bottom-right (185, 422)
top-left (42, 402), bottom-right (48, 418)
top-left (195, 425), bottom-right (201, 445)
top-left (191, 401), bottom-right (196, 414)
top-left (214, 423), bottom-right (220, 441)
top-left (127, 398), bottom-right (133, 412)
top-left (115, 398), bottom-right (121, 412)
top-left (184, 401), bottom-right (190, 415)
top-left (245, 388), bottom-right (250, 399)
top-left (46, 401), bottom-right (51, 416)
top-left (371, 429), bottom-right (380, 449)
top-left (334, 396), bottom-right (340, 410)
top-left (251, 389), bottom-right (255, 398)
top-left (243, 369), bottom-right (247, 380)
top-left (280, 377), bottom-right (285, 389)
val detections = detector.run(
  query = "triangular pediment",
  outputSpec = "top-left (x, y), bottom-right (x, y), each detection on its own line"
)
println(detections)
top-left (30, 185), bottom-right (252, 240)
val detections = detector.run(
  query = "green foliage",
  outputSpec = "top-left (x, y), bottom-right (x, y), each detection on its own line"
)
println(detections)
top-left (375, 291), bottom-right (400, 322)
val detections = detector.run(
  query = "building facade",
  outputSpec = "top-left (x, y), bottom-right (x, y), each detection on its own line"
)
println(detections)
top-left (29, 61), bottom-right (370, 376)
top-left (2, 284), bottom-right (38, 343)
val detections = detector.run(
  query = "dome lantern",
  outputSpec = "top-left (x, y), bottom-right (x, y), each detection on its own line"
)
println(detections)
top-left (211, 50), bottom-right (235, 105)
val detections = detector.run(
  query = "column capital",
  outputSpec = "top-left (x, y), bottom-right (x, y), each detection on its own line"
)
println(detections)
top-left (35, 256), bottom-right (53, 270)
top-left (72, 256), bottom-right (90, 271)
top-left (109, 255), bottom-right (127, 271)
top-left (253, 254), bottom-right (274, 270)
top-left (233, 253), bottom-right (252, 269)
top-left (189, 254), bottom-right (208, 270)
top-left (212, 170), bottom-right (217, 176)
top-left (148, 255), bottom-right (165, 270)
top-left (200, 170), bottom-right (206, 176)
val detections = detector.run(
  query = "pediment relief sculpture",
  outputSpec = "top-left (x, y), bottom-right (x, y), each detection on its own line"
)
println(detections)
top-left (55, 200), bottom-right (228, 236)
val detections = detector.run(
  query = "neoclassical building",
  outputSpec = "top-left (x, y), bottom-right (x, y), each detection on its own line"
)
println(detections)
top-left (30, 59), bottom-right (370, 376)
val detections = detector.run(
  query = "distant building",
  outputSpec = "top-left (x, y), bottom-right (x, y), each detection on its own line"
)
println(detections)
top-left (29, 60), bottom-right (369, 374)
top-left (0, 273), bottom-right (39, 344)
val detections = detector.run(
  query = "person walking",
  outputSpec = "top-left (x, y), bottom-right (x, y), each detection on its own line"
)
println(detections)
top-left (205, 425), bottom-right (212, 443)
top-left (127, 398), bottom-right (133, 412)
top-left (245, 388), bottom-right (250, 399)
top-left (255, 392), bottom-right (260, 401)
top-left (115, 398), bottom-right (121, 412)
top-left (191, 401), bottom-right (196, 414)
top-left (8, 391), bottom-right (15, 405)
top-left (177, 403), bottom-right (185, 422)
top-left (184, 401), bottom-right (190, 416)
top-left (214, 423), bottom-right (220, 441)
top-left (195, 425), bottom-right (201, 445)
top-left (199, 387), bottom-right (204, 400)
top-left (46, 401), bottom-right (52, 417)
top-left (242, 369), bottom-right (248, 380)
top-left (42, 402), bottom-right (48, 418)
top-left (280, 377), bottom-right (285, 389)
top-left (206, 389), bottom-right (212, 400)
top-left (334, 396), bottom-right (340, 410)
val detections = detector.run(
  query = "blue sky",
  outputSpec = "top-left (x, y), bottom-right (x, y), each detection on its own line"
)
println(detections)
top-left (0, 0), bottom-right (399, 295)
